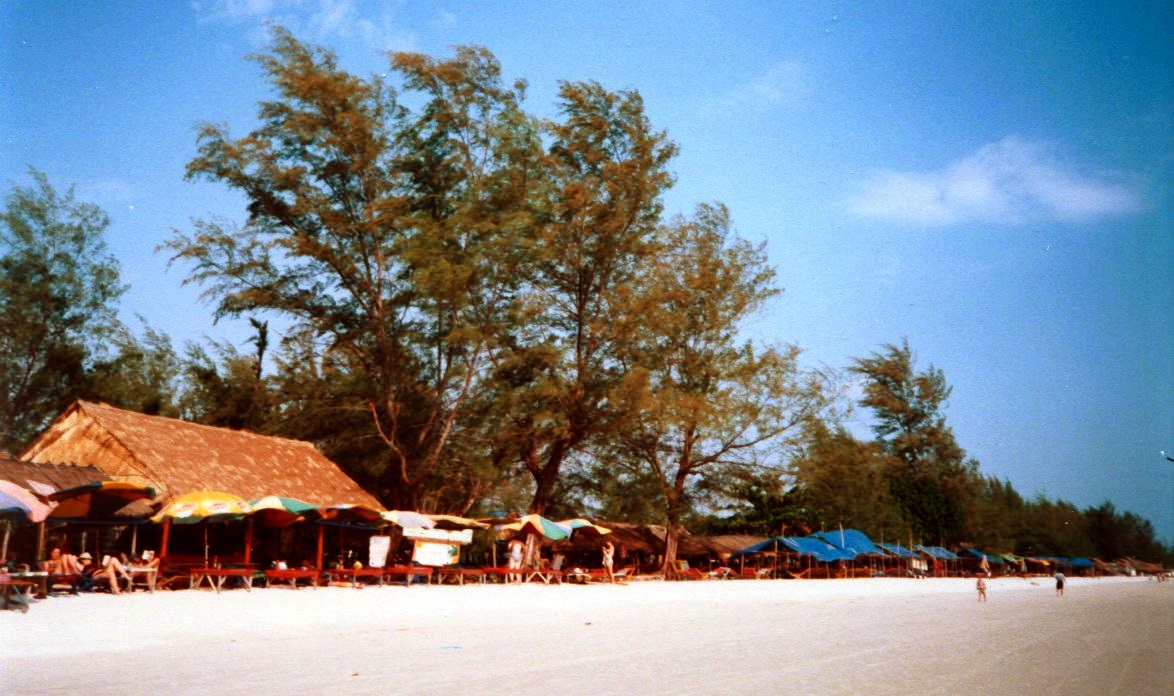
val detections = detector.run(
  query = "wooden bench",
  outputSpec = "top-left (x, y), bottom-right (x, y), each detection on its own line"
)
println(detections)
top-left (382, 566), bottom-right (433, 586)
top-left (264, 568), bottom-right (321, 589)
top-left (190, 567), bottom-right (256, 593)
top-left (436, 567), bottom-right (485, 585)
top-left (331, 567), bottom-right (385, 587)
top-left (480, 566), bottom-right (522, 583)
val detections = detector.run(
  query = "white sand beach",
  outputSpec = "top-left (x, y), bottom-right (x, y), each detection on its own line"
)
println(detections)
top-left (2, 575), bottom-right (1170, 695)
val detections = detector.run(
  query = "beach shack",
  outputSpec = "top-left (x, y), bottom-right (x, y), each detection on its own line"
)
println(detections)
top-left (20, 400), bottom-right (383, 568)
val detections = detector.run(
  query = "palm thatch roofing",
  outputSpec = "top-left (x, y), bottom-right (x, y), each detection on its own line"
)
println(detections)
top-left (677, 534), bottom-right (770, 558)
top-left (1120, 557), bottom-right (1165, 574)
top-left (20, 400), bottom-right (381, 508)
top-left (0, 451), bottom-right (108, 494)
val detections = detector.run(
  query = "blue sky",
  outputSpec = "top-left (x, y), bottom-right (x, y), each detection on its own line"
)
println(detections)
top-left (3, 1), bottom-right (1171, 539)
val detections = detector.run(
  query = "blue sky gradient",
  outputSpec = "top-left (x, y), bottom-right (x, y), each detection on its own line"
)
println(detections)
top-left (3, 1), bottom-right (1170, 538)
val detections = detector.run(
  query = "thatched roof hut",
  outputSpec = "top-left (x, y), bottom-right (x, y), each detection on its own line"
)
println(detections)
top-left (677, 534), bottom-right (770, 559)
top-left (20, 401), bottom-right (381, 508)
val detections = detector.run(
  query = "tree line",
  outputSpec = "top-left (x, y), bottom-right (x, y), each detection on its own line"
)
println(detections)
top-left (2, 30), bottom-right (1169, 568)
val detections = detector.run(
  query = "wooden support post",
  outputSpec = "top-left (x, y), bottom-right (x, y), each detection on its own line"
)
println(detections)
top-left (244, 517), bottom-right (254, 565)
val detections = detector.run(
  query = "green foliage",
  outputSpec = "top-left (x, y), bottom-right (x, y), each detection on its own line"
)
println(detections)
top-left (0, 169), bottom-right (125, 450)
top-left (788, 419), bottom-right (905, 536)
top-left (167, 30), bottom-right (536, 508)
top-left (605, 204), bottom-right (831, 569)
top-left (86, 322), bottom-right (183, 417)
top-left (690, 469), bottom-right (812, 537)
top-left (850, 340), bottom-right (973, 542)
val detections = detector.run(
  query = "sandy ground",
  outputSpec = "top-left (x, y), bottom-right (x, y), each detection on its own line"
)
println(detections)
top-left (1, 575), bottom-right (1170, 695)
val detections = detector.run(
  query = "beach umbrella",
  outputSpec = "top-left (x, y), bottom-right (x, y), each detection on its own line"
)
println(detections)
top-left (1, 480), bottom-right (55, 561)
top-left (153, 491), bottom-right (252, 565)
top-left (557, 518), bottom-right (612, 537)
top-left (320, 503), bottom-right (387, 527)
top-left (428, 514), bottom-right (488, 530)
top-left (249, 496), bottom-right (322, 527)
top-left (152, 490), bottom-right (252, 524)
top-left (0, 480), bottom-right (54, 523)
top-left (497, 514), bottom-right (570, 541)
top-left (48, 481), bottom-right (156, 521)
top-left (382, 510), bottom-right (436, 529)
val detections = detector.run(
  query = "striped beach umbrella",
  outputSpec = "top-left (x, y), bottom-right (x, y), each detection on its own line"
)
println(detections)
top-left (250, 496), bottom-right (322, 527)
top-left (497, 514), bottom-right (571, 541)
top-left (557, 518), bottom-right (612, 537)
top-left (48, 481), bottom-right (156, 521)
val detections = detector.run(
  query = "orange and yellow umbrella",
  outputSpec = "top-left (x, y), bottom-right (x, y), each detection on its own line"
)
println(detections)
top-left (152, 490), bottom-right (251, 524)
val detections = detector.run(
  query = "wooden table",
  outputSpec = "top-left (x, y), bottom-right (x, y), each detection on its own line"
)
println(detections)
top-left (382, 566), bottom-right (433, 587)
top-left (331, 567), bottom-right (385, 587)
top-left (435, 567), bottom-right (486, 585)
top-left (190, 567), bottom-right (255, 593)
top-left (1, 580), bottom-right (35, 612)
top-left (264, 568), bottom-right (321, 589)
top-left (6, 571), bottom-right (48, 598)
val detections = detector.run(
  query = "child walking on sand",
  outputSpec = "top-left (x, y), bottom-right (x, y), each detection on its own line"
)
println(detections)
top-left (976, 574), bottom-right (987, 601)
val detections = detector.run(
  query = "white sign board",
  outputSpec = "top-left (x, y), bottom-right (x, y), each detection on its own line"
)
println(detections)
top-left (413, 540), bottom-right (459, 566)
top-left (403, 527), bottom-right (474, 544)
top-left (368, 535), bottom-right (391, 568)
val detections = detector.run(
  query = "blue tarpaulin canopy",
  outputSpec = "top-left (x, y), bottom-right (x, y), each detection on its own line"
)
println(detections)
top-left (1070, 557), bottom-right (1094, 568)
top-left (878, 542), bottom-right (920, 558)
top-left (732, 535), bottom-right (855, 562)
top-left (782, 536), bottom-right (857, 562)
top-left (812, 529), bottom-right (886, 556)
top-left (961, 547), bottom-right (1003, 564)
top-left (733, 536), bottom-right (786, 555)
top-left (917, 545), bottom-right (961, 560)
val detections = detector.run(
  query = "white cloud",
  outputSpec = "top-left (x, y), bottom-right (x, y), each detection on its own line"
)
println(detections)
top-left (193, 0), bottom-right (417, 52)
top-left (848, 136), bottom-right (1144, 226)
top-left (702, 61), bottom-right (807, 117)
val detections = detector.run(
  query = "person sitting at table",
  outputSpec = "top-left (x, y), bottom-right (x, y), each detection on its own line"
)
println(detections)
top-left (135, 549), bottom-right (160, 569)
top-left (43, 547), bottom-right (84, 575)
top-left (80, 552), bottom-right (131, 594)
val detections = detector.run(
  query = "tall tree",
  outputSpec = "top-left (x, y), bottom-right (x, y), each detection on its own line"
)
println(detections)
top-left (850, 340), bottom-right (975, 543)
top-left (788, 418), bottom-right (905, 538)
top-left (86, 322), bottom-right (183, 418)
top-left (0, 169), bottom-right (124, 450)
top-left (609, 204), bottom-right (829, 574)
top-left (167, 32), bottom-right (537, 508)
top-left (490, 81), bottom-right (678, 516)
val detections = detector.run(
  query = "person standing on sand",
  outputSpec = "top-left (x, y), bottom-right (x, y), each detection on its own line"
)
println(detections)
top-left (976, 574), bottom-right (987, 602)
top-left (507, 537), bottom-right (524, 583)
top-left (1054, 571), bottom-right (1066, 597)
top-left (601, 540), bottom-right (615, 583)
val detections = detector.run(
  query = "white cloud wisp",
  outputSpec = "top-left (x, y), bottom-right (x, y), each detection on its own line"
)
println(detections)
top-left (848, 136), bottom-right (1143, 226)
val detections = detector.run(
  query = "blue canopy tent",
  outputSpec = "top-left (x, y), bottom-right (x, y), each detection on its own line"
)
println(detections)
top-left (813, 529), bottom-right (886, 576)
top-left (733, 535), bottom-right (856, 578)
top-left (733, 536), bottom-right (786, 556)
top-left (917, 545), bottom-right (962, 576)
top-left (812, 528), bottom-right (886, 556)
top-left (878, 542), bottom-right (919, 558)
top-left (781, 536), bottom-right (857, 562)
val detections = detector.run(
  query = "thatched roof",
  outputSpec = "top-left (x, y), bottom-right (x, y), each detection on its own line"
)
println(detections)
top-left (678, 534), bottom-right (770, 558)
top-left (1120, 557), bottom-right (1165, 574)
top-left (20, 401), bottom-right (381, 508)
top-left (0, 451), bottom-right (108, 494)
